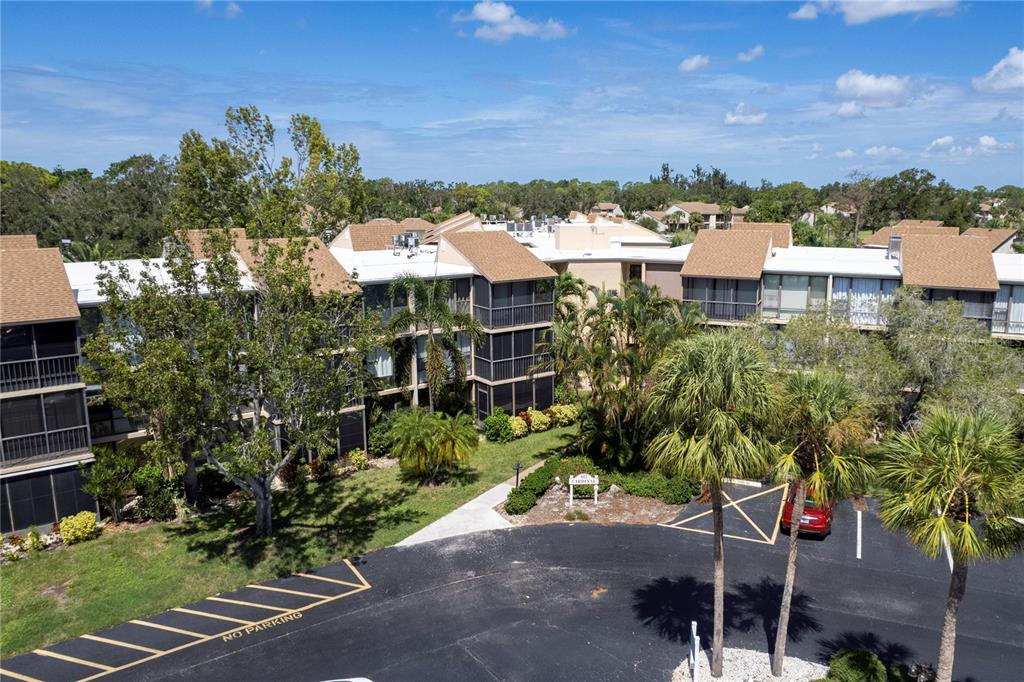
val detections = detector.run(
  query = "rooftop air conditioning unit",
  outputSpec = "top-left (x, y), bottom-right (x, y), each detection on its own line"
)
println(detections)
top-left (392, 234), bottom-right (404, 255)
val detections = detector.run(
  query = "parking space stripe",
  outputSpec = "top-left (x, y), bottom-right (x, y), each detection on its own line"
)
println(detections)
top-left (245, 584), bottom-right (329, 599)
top-left (0, 667), bottom-right (44, 682)
top-left (344, 559), bottom-right (371, 588)
top-left (657, 524), bottom-right (773, 544)
top-left (206, 596), bottom-right (293, 612)
top-left (79, 634), bottom-right (163, 655)
top-left (665, 484), bottom-right (786, 527)
top-left (32, 649), bottom-right (113, 672)
top-left (171, 608), bottom-right (253, 625)
top-left (129, 619), bottom-right (206, 638)
top-left (296, 572), bottom-right (363, 588)
top-left (722, 490), bottom-right (772, 542)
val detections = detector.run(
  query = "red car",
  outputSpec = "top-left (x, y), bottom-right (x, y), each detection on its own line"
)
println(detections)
top-left (779, 486), bottom-right (833, 536)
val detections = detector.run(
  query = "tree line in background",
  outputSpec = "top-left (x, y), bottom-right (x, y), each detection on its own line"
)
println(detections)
top-left (2, 105), bottom-right (1022, 257)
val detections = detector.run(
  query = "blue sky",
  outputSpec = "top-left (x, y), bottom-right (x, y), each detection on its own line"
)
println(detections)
top-left (2, 1), bottom-right (1022, 187)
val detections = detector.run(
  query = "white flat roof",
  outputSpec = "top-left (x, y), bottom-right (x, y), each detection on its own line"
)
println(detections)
top-left (994, 253), bottom-right (1024, 284)
top-left (764, 246), bottom-right (902, 278)
top-left (65, 258), bottom-right (257, 306)
top-left (330, 244), bottom-right (475, 285)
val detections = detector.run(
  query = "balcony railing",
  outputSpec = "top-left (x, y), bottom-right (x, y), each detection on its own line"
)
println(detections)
top-left (684, 299), bottom-right (760, 322)
top-left (89, 413), bottom-right (148, 438)
top-left (991, 318), bottom-right (1024, 336)
top-left (474, 353), bottom-right (549, 382)
top-left (0, 425), bottom-right (90, 465)
top-left (960, 300), bottom-right (994, 321)
top-left (0, 354), bottom-right (81, 393)
top-left (474, 303), bottom-right (554, 329)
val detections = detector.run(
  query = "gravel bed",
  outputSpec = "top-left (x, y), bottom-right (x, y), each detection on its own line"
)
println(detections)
top-left (671, 646), bottom-right (828, 682)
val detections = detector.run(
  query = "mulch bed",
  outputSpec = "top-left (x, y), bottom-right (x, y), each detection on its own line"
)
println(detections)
top-left (497, 485), bottom-right (686, 526)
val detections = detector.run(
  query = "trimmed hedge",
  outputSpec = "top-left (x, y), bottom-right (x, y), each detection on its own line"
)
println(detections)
top-left (606, 471), bottom-right (700, 505)
top-left (505, 456), bottom-right (561, 514)
top-left (59, 511), bottom-right (98, 545)
top-left (505, 487), bottom-right (537, 514)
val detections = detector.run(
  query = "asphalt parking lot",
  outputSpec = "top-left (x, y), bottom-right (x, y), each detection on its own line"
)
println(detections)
top-left (3, 485), bottom-right (1022, 682)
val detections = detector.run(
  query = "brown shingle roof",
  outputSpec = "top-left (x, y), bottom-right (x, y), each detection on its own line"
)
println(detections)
top-left (0, 247), bottom-right (81, 324)
top-left (731, 221), bottom-right (792, 248)
top-left (681, 230), bottom-right (772, 280)
top-left (424, 211), bottom-right (480, 245)
top-left (443, 231), bottom-right (555, 283)
top-left (862, 223), bottom-right (957, 246)
top-left (673, 202), bottom-right (721, 215)
top-left (592, 202), bottom-right (620, 211)
top-left (400, 217), bottom-right (433, 230)
top-left (901, 235), bottom-right (998, 291)
top-left (0, 234), bottom-right (39, 250)
top-left (235, 237), bottom-right (358, 296)
top-left (178, 228), bottom-right (247, 259)
top-left (643, 210), bottom-right (667, 221)
top-left (347, 222), bottom-right (408, 251)
top-left (961, 227), bottom-right (1016, 252)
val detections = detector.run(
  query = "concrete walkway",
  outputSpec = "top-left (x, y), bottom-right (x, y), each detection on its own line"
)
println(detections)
top-left (398, 461), bottom-right (546, 546)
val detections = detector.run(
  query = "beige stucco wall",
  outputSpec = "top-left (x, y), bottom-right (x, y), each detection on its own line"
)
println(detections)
top-left (644, 262), bottom-right (684, 300)
top-left (436, 238), bottom-right (474, 268)
top-left (568, 261), bottom-right (627, 304)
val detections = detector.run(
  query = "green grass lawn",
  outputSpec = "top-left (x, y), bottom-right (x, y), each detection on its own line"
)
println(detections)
top-left (0, 426), bottom-right (575, 658)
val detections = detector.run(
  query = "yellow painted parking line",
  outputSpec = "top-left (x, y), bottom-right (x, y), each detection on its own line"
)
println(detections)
top-left (0, 667), bottom-right (44, 682)
top-left (206, 596), bottom-right (293, 613)
top-left (32, 649), bottom-right (114, 672)
top-left (80, 634), bottom-right (163, 654)
top-left (296, 572), bottom-right (364, 589)
top-left (172, 607), bottom-right (253, 625)
top-left (344, 559), bottom-right (371, 588)
top-left (722, 490), bottom-right (772, 543)
top-left (665, 484), bottom-right (787, 528)
top-left (768, 487), bottom-right (787, 544)
top-left (129, 619), bottom-right (206, 639)
top-left (245, 584), bottom-right (329, 599)
top-left (657, 523), bottom-right (774, 544)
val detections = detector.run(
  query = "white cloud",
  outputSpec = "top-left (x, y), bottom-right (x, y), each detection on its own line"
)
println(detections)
top-left (789, 3), bottom-right (819, 20)
top-left (195, 0), bottom-right (241, 20)
top-left (927, 135), bottom-right (953, 150)
top-left (789, 1), bottom-right (958, 25)
top-left (835, 101), bottom-right (865, 118)
top-left (972, 47), bottom-right (1024, 93)
top-left (454, 1), bottom-right (567, 42)
top-left (679, 55), bottom-right (710, 73)
top-left (924, 135), bottom-right (1015, 159)
top-left (225, 2), bottom-right (242, 19)
top-left (864, 145), bottom-right (904, 158)
top-left (836, 69), bottom-right (911, 105)
top-left (835, 148), bottom-right (856, 158)
top-left (805, 142), bottom-right (823, 160)
top-left (724, 103), bottom-right (767, 125)
top-left (737, 45), bottom-right (765, 63)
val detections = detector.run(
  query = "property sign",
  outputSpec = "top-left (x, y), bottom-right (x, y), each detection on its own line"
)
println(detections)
top-left (568, 473), bottom-right (599, 507)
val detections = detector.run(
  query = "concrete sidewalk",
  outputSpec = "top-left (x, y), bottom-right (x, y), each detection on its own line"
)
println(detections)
top-left (398, 461), bottom-right (545, 546)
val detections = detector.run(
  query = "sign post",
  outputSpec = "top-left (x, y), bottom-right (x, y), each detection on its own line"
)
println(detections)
top-left (689, 621), bottom-right (700, 682)
top-left (568, 473), bottom-right (599, 508)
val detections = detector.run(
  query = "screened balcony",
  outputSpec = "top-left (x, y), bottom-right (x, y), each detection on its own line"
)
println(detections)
top-left (1, 322), bottom-right (82, 393)
top-left (472, 277), bottom-right (554, 329)
top-left (1, 389), bottom-right (90, 466)
top-left (682, 277), bottom-right (760, 322)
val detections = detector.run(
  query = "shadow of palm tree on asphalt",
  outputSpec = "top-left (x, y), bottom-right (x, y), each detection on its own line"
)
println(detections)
top-left (816, 630), bottom-right (913, 669)
top-left (632, 575), bottom-right (820, 654)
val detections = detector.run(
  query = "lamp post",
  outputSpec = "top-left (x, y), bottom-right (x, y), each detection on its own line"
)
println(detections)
top-left (513, 462), bottom-right (524, 488)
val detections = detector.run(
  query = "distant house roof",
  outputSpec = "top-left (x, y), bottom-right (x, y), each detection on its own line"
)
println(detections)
top-left (592, 202), bottom-right (621, 211)
top-left (681, 230), bottom-right (772, 280)
top-left (178, 228), bottom-right (248, 259)
top-left (346, 222), bottom-right (409, 251)
top-left (400, 217), bottom-right (433, 230)
top-left (862, 223), bottom-right (958, 247)
top-left (235, 237), bottom-right (358, 295)
top-left (730, 205), bottom-right (750, 216)
top-left (423, 211), bottom-right (480, 245)
top-left (901, 235), bottom-right (998, 292)
top-left (961, 227), bottom-right (1016, 252)
top-left (731, 221), bottom-right (792, 248)
top-left (443, 230), bottom-right (555, 283)
top-left (1, 247), bottom-right (81, 324)
top-left (643, 210), bottom-right (667, 221)
top-left (673, 202), bottom-right (722, 215)
top-left (0, 234), bottom-right (39, 250)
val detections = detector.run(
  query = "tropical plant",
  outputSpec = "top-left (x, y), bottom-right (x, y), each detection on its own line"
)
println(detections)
top-left (63, 241), bottom-right (133, 263)
top-left (532, 271), bottom-right (588, 399)
top-left (391, 409), bottom-right (478, 482)
top-left (81, 446), bottom-right (144, 522)
top-left (387, 274), bottom-right (484, 413)
top-left (576, 281), bottom-right (704, 469)
top-left (877, 409), bottom-right (1024, 682)
top-left (771, 371), bottom-right (872, 676)
top-left (645, 332), bottom-right (774, 678)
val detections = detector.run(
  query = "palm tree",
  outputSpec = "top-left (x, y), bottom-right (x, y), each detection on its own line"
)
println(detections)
top-left (877, 409), bottom-right (1024, 682)
top-left (390, 408), bottom-right (439, 481)
top-left (771, 371), bottom-right (872, 677)
top-left (388, 274), bottom-right (484, 412)
top-left (645, 333), bottom-right (774, 677)
top-left (433, 412), bottom-right (479, 478)
top-left (63, 241), bottom-right (130, 262)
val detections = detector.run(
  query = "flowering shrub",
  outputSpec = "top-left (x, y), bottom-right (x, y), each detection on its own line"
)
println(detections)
top-left (59, 511), bottom-right (98, 545)
top-left (526, 408), bottom-right (551, 432)
top-left (508, 416), bottom-right (529, 438)
top-left (484, 408), bottom-right (514, 442)
top-left (549, 403), bottom-right (581, 426)
top-left (349, 449), bottom-right (371, 471)
top-left (517, 410), bottom-right (532, 429)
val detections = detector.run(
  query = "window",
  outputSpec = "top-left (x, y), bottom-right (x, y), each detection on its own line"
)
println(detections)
top-left (493, 384), bottom-right (513, 415)
top-left (514, 381), bottom-right (533, 412)
top-left (1, 396), bottom-right (44, 437)
top-left (476, 386), bottom-right (490, 422)
top-left (628, 264), bottom-right (642, 282)
top-left (513, 330), bottom-right (534, 357)
top-left (492, 283), bottom-right (512, 308)
top-left (512, 281), bottom-right (532, 306)
top-left (34, 321), bottom-right (77, 358)
top-left (535, 376), bottom-right (554, 408)
top-left (53, 468), bottom-right (93, 519)
top-left (0, 326), bottom-right (33, 362)
top-left (367, 349), bottom-right (394, 378)
top-left (6, 474), bottom-right (56, 531)
top-left (339, 412), bottom-right (365, 453)
top-left (534, 279), bottom-right (554, 303)
top-left (473, 277), bottom-right (491, 307)
top-left (762, 275), bottom-right (780, 315)
top-left (809, 277), bottom-right (828, 308)
top-left (780, 275), bottom-right (809, 319)
top-left (44, 391), bottom-right (86, 430)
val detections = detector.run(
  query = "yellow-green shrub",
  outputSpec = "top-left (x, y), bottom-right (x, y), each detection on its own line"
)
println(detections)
top-left (349, 449), bottom-right (370, 471)
top-left (549, 403), bottom-right (581, 426)
top-left (527, 408), bottom-right (551, 432)
top-left (509, 416), bottom-right (529, 438)
top-left (59, 511), bottom-right (98, 545)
